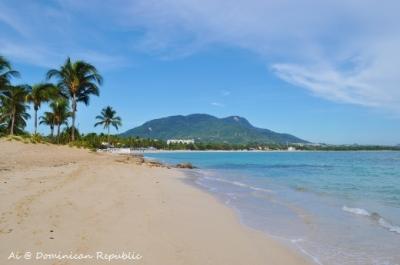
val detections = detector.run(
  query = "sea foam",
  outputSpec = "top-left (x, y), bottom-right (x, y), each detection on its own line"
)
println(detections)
top-left (202, 176), bottom-right (273, 193)
top-left (342, 206), bottom-right (371, 216)
top-left (342, 206), bottom-right (400, 235)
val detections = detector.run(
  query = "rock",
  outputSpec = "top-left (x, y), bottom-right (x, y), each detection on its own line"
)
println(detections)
top-left (175, 163), bottom-right (196, 169)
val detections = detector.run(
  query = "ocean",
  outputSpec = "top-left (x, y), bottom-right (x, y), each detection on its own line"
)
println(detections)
top-left (145, 151), bottom-right (400, 265)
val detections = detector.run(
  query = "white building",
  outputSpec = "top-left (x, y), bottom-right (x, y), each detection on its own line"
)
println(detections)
top-left (167, 139), bottom-right (195, 145)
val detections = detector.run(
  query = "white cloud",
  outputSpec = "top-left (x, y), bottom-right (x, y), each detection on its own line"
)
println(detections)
top-left (115, 0), bottom-right (400, 111)
top-left (0, 1), bottom-right (128, 70)
top-left (211, 102), bottom-right (224, 107)
top-left (221, 90), bottom-right (231, 97)
top-left (1, 0), bottom-right (400, 111)
top-left (272, 35), bottom-right (400, 109)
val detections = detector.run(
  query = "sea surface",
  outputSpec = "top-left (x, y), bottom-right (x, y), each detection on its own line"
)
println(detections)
top-left (145, 151), bottom-right (400, 265)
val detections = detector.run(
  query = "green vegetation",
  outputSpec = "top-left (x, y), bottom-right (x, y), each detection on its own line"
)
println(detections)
top-left (39, 112), bottom-right (56, 138)
top-left (0, 54), bottom-right (110, 147)
top-left (121, 114), bottom-right (308, 145)
top-left (95, 106), bottom-right (122, 143)
top-left (26, 83), bottom-right (58, 134)
top-left (46, 57), bottom-right (103, 141)
top-left (1, 54), bottom-right (399, 152)
top-left (1, 85), bottom-right (31, 135)
top-left (50, 98), bottom-right (71, 143)
top-left (0, 55), bottom-right (20, 93)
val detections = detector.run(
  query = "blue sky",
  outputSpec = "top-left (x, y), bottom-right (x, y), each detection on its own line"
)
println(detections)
top-left (1, 0), bottom-right (400, 145)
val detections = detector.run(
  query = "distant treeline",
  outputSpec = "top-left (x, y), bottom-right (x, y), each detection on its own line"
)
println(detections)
top-left (298, 145), bottom-right (400, 151)
top-left (2, 131), bottom-right (399, 151)
top-left (54, 133), bottom-right (400, 151)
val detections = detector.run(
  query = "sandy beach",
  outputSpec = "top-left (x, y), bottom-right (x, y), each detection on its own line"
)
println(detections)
top-left (0, 140), bottom-right (310, 265)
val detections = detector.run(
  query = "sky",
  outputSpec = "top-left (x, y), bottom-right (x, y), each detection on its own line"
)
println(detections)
top-left (1, 0), bottom-right (400, 145)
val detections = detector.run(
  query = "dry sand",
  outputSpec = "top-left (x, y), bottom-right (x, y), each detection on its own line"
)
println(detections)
top-left (0, 140), bottom-right (311, 265)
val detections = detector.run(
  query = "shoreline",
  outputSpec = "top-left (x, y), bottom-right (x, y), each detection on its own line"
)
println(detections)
top-left (0, 140), bottom-right (311, 265)
top-left (147, 151), bottom-right (400, 265)
top-left (179, 169), bottom-right (320, 264)
top-left (132, 149), bottom-right (400, 154)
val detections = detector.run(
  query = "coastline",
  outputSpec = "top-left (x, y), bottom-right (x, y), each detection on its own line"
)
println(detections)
top-left (0, 140), bottom-right (311, 265)
top-left (145, 151), bottom-right (400, 265)
top-left (133, 149), bottom-right (400, 154)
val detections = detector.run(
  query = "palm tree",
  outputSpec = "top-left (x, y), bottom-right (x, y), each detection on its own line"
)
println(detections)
top-left (0, 56), bottom-right (20, 122)
top-left (39, 112), bottom-right (55, 137)
top-left (0, 55), bottom-right (20, 93)
top-left (94, 106), bottom-right (122, 143)
top-left (26, 83), bottom-right (58, 134)
top-left (0, 85), bottom-right (31, 135)
top-left (50, 98), bottom-right (71, 143)
top-left (46, 57), bottom-right (103, 141)
top-left (0, 101), bottom-right (30, 135)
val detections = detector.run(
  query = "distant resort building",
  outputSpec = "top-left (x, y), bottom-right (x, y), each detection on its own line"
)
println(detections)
top-left (167, 139), bottom-right (195, 145)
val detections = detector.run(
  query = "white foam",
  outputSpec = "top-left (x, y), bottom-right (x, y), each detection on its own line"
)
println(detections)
top-left (342, 206), bottom-right (400, 235)
top-left (342, 206), bottom-right (371, 216)
top-left (203, 176), bottom-right (273, 193)
top-left (378, 218), bottom-right (400, 234)
top-left (290, 238), bottom-right (324, 265)
top-left (290, 238), bottom-right (304, 243)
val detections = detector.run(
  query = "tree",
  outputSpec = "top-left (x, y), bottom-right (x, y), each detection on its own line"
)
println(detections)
top-left (0, 85), bottom-right (31, 135)
top-left (26, 83), bottom-right (58, 134)
top-left (46, 57), bottom-right (103, 141)
top-left (94, 106), bottom-right (122, 143)
top-left (0, 55), bottom-right (20, 94)
top-left (50, 98), bottom-right (71, 143)
top-left (39, 112), bottom-right (55, 137)
top-left (60, 126), bottom-right (81, 143)
top-left (0, 56), bottom-right (20, 122)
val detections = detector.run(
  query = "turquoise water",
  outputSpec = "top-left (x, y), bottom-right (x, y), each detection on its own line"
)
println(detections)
top-left (146, 151), bottom-right (400, 265)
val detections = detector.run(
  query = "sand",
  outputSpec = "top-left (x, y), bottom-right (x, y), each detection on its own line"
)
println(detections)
top-left (0, 139), bottom-right (311, 265)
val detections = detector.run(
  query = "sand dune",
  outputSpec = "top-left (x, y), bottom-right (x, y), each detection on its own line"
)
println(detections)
top-left (0, 140), bottom-right (310, 265)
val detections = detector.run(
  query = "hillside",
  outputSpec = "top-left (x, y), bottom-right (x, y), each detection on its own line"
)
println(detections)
top-left (121, 114), bottom-right (308, 145)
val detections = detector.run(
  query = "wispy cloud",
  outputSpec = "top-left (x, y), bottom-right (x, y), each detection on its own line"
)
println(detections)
top-left (221, 90), bottom-right (231, 97)
top-left (1, 0), bottom-right (400, 111)
top-left (111, 0), bottom-right (400, 112)
top-left (211, 102), bottom-right (224, 107)
top-left (0, 1), bottom-right (129, 70)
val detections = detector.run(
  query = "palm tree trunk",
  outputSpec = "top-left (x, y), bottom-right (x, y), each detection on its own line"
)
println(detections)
top-left (51, 117), bottom-right (55, 138)
top-left (34, 108), bottom-right (38, 134)
top-left (57, 124), bottom-right (61, 144)
top-left (107, 126), bottom-right (110, 144)
top-left (10, 107), bottom-right (15, 135)
top-left (71, 96), bottom-right (76, 141)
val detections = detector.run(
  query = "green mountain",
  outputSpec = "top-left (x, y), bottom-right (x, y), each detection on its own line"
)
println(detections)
top-left (121, 114), bottom-right (308, 144)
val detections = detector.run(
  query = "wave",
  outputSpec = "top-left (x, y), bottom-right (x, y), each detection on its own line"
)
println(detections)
top-left (216, 163), bottom-right (333, 170)
top-left (202, 176), bottom-right (273, 193)
top-left (342, 206), bottom-right (370, 216)
top-left (342, 206), bottom-right (400, 235)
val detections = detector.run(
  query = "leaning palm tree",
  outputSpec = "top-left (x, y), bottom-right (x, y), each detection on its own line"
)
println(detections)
top-left (0, 85), bottom-right (31, 135)
top-left (50, 98), bottom-right (71, 143)
top-left (46, 57), bottom-right (103, 141)
top-left (39, 111), bottom-right (56, 137)
top-left (0, 55), bottom-right (20, 93)
top-left (26, 83), bottom-right (58, 134)
top-left (0, 56), bottom-right (20, 122)
top-left (94, 106), bottom-right (122, 143)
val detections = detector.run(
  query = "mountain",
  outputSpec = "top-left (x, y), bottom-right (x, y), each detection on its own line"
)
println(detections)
top-left (121, 114), bottom-right (308, 144)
